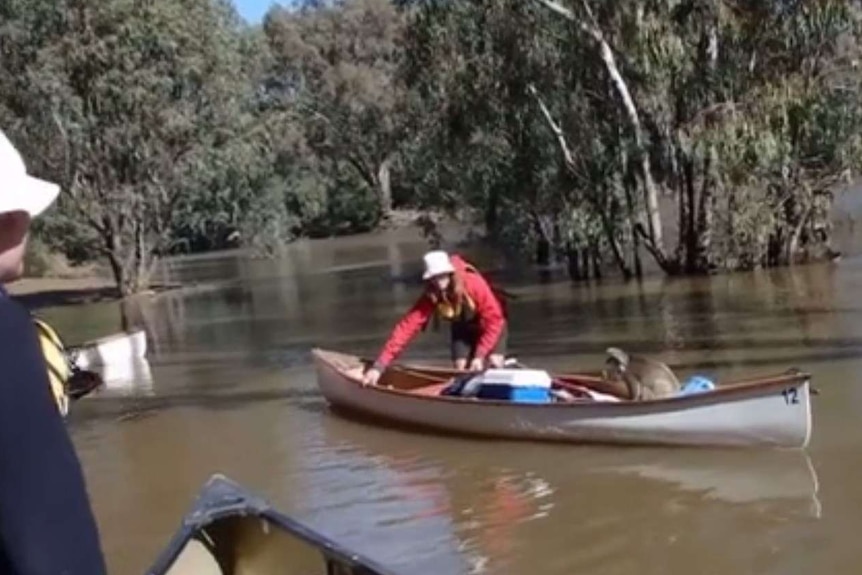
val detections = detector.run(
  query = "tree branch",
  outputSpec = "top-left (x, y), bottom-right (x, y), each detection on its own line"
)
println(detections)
top-left (527, 84), bottom-right (576, 172)
top-left (635, 222), bottom-right (675, 274)
top-left (347, 154), bottom-right (377, 189)
top-left (531, 0), bottom-right (666, 254)
top-left (50, 108), bottom-right (75, 191)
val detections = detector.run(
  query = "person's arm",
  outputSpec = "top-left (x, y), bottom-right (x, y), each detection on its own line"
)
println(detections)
top-left (374, 295), bottom-right (436, 370)
top-left (466, 274), bottom-right (506, 360)
top-left (0, 299), bottom-right (107, 575)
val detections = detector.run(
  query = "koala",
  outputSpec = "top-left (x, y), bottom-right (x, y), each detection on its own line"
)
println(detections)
top-left (602, 347), bottom-right (681, 401)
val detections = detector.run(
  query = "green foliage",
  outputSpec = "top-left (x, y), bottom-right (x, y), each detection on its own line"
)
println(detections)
top-left (402, 0), bottom-right (862, 276)
top-left (2, 0), bottom-right (861, 293)
top-left (262, 0), bottom-right (409, 217)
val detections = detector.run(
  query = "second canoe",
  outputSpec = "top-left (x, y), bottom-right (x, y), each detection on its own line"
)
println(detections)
top-left (311, 348), bottom-right (813, 450)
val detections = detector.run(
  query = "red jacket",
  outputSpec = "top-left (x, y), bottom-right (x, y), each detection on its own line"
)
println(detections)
top-left (375, 254), bottom-right (506, 368)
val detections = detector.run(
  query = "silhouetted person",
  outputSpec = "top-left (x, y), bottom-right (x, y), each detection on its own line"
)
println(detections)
top-left (0, 129), bottom-right (107, 574)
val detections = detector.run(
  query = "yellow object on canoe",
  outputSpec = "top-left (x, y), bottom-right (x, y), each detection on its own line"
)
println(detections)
top-left (32, 317), bottom-right (70, 417)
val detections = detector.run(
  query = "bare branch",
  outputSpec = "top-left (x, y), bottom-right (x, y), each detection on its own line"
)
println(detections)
top-left (635, 222), bottom-right (674, 273)
top-left (532, 0), bottom-right (576, 20)
top-left (527, 84), bottom-right (576, 171)
top-left (347, 154), bottom-right (376, 189)
top-left (50, 108), bottom-right (75, 190)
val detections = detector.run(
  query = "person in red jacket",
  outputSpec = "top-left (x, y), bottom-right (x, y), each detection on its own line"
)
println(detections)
top-left (363, 250), bottom-right (508, 386)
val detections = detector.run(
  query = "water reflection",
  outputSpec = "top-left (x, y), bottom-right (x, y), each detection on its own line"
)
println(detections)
top-left (95, 358), bottom-right (154, 396)
top-left (311, 406), bottom-right (822, 575)
top-left (308, 412), bottom-right (553, 575)
top-left (590, 449), bottom-right (822, 518)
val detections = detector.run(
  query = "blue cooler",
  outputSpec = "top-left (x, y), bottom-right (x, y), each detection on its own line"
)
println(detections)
top-left (679, 375), bottom-right (716, 396)
top-left (471, 369), bottom-right (553, 403)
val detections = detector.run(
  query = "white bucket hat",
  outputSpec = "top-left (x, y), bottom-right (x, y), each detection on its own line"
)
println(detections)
top-left (0, 129), bottom-right (60, 217)
top-left (422, 250), bottom-right (455, 280)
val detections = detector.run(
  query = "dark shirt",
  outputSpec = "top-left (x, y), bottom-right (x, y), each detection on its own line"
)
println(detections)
top-left (0, 295), bottom-right (107, 574)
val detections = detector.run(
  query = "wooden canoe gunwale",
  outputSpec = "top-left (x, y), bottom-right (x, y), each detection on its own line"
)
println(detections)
top-left (311, 348), bottom-right (812, 412)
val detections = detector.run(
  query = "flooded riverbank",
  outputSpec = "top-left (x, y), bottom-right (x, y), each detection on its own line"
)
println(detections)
top-left (32, 226), bottom-right (862, 574)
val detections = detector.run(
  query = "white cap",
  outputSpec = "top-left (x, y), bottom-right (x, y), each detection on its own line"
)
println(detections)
top-left (422, 250), bottom-right (455, 280)
top-left (0, 130), bottom-right (60, 217)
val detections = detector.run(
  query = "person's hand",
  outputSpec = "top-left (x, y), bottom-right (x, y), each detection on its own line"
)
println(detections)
top-left (468, 357), bottom-right (484, 372)
top-left (362, 368), bottom-right (382, 387)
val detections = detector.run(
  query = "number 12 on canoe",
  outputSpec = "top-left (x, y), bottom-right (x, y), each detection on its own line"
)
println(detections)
top-left (782, 387), bottom-right (800, 405)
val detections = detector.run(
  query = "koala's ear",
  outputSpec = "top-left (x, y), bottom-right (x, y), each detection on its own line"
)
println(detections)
top-left (605, 347), bottom-right (628, 366)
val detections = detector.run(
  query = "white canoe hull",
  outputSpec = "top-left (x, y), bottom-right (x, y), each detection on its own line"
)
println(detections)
top-left (312, 350), bottom-right (813, 450)
top-left (72, 329), bottom-right (148, 370)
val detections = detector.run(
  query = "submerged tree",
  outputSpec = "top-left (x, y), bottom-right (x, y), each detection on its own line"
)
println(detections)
top-left (403, 0), bottom-right (862, 278)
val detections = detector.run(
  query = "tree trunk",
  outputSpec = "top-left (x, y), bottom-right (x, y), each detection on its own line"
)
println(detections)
top-left (104, 229), bottom-right (132, 297)
top-left (485, 188), bottom-right (499, 234)
top-left (621, 142), bottom-right (642, 278)
top-left (566, 242), bottom-right (582, 280)
top-left (693, 16), bottom-right (719, 273)
top-left (726, 184), bottom-right (736, 267)
top-left (787, 205), bottom-right (812, 265)
top-left (674, 151), bottom-right (687, 266)
top-left (581, 248), bottom-right (592, 279)
top-left (533, 214), bottom-right (553, 267)
top-left (684, 156), bottom-right (697, 272)
top-left (103, 220), bottom-right (156, 297)
top-left (106, 252), bottom-right (127, 297)
top-left (632, 227), bottom-right (643, 278)
top-left (135, 220), bottom-right (148, 291)
top-left (598, 204), bottom-right (631, 278)
top-left (377, 157), bottom-right (393, 217)
top-left (695, 146), bottom-right (716, 271)
top-left (536, 237), bottom-right (551, 267)
top-left (589, 238), bottom-right (603, 280)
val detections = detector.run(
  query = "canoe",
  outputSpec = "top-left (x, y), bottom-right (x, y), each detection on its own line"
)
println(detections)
top-left (145, 474), bottom-right (399, 575)
top-left (311, 348), bottom-right (813, 449)
top-left (68, 329), bottom-right (147, 370)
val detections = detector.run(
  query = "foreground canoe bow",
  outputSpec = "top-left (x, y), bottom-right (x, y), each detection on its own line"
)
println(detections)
top-left (145, 474), bottom-right (398, 575)
top-left (311, 348), bottom-right (813, 449)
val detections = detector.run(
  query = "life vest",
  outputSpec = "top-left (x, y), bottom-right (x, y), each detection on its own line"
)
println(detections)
top-left (32, 317), bottom-right (71, 417)
top-left (431, 259), bottom-right (510, 322)
top-left (432, 291), bottom-right (476, 322)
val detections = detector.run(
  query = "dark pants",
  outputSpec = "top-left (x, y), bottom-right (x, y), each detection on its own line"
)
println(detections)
top-left (0, 297), bottom-right (107, 574)
top-left (450, 319), bottom-right (508, 363)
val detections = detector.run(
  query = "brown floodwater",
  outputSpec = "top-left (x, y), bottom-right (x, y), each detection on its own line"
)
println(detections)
top-left (39, 227), bottom-right (862, 574)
